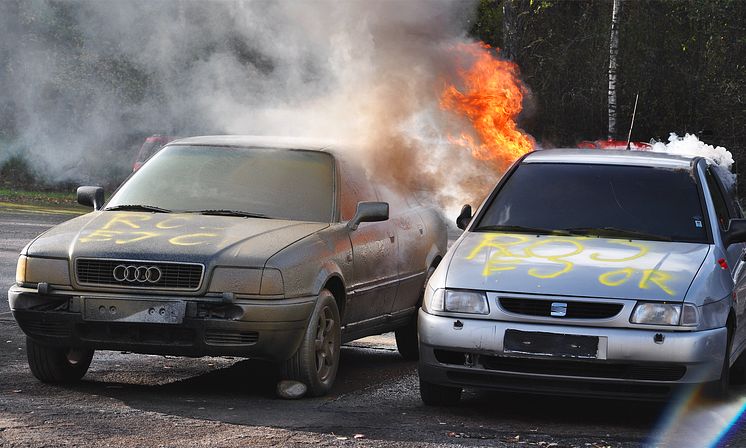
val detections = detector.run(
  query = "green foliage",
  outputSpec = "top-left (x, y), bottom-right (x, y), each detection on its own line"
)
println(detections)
top-left (467, 0), bottom-right (746, 158)
top-left (470, 0), bottom-right (504, 48)
top-left (0, 155), bottom-right (35, 189)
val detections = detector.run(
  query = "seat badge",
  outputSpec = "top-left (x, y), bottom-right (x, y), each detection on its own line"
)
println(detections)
top-left (550, 302), bottom-right (568, 317)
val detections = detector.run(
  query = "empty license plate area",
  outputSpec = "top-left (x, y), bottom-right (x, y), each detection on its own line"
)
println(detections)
top-left (83, 298), bottom-right (186, 324)
top-left (504, 329), bottom-right (599, 359)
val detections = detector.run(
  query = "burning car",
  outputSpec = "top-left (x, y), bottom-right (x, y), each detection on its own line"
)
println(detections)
top-left (418, 148), bottom-right (746, 404)
top-left (132, 134), bottom-right (175, 171)
top-left (9, 135), bottom-right (447, 396)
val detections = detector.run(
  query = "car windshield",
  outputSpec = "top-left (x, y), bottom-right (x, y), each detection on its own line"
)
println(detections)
top-left (476, 162), bottom-right (708, 243)
top-left (108, 145), bottom-right (335, 222)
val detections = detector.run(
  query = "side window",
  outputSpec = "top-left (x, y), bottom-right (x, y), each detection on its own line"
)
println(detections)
top-left (712, 165), bottom-right (743, 218)
top-left (706, 168), bottom-right (732, 231)
top-left (339, 161), bottom-right (377, 221)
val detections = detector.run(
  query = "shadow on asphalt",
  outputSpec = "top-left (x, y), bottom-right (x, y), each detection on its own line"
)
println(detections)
top-left (55, 345), bottom-right (668, 445)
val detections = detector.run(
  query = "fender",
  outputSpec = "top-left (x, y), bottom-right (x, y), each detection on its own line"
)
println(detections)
top-left (311, 260), bottom-right (347, 297)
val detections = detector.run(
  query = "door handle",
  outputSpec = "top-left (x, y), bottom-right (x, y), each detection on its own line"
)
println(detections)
top-left (387, 231), bottom-right (395, 243)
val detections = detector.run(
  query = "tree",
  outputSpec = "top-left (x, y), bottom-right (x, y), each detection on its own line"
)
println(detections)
top-left (608, 0), bottom-right (622, 139)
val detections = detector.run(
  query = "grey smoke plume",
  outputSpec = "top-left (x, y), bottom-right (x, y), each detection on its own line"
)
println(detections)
top-left (0, 0), bottom-right (508, 216)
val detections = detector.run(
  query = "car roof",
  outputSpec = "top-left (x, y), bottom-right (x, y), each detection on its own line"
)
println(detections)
top-left (524, 148), bottom-right (696, 169)
top-left (167, 135), bottom-right (343, 153)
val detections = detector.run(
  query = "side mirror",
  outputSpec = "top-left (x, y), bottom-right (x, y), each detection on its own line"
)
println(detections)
top-left (724, 219), bottom-right (746, 246)
top-left (77, 186), bottom-right (105, 211)
top-left (456, 204), bottom-right (472, 230)
top-left (347, 201), bottom-right (389, 231)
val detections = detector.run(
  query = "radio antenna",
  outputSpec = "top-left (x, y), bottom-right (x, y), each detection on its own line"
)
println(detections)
top-left (626, 93), bottom-right (639, 150)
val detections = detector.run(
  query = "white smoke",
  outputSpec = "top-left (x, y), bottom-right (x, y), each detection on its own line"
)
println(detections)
top-left (2, 0), bottom-right (506, 216)
top-left (651, 133), bottom-right (734, 169)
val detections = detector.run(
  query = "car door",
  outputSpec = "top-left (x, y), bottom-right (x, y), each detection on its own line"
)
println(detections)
top-left (707, 166), bottom-right (746, 353)
top-left (375, 185), bottom-right (428, 316)
top-left (338, 162), bottom-right (399, 327)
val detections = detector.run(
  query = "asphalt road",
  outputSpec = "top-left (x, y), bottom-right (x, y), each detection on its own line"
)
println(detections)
top-left (2, 208), bottom-right (746, 448)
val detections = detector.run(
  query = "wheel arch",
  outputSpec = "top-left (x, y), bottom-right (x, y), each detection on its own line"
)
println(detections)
top-left (323, 275), bottom-right (346, 320)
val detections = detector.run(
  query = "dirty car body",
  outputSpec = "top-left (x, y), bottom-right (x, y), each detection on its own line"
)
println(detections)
top-left (9, 135), bottom-right (447, 396)
top-left (419, 148), bottom-right (746, 403)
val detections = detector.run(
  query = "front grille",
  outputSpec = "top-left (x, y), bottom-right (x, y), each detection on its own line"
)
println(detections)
top-left (20, 319), bottom-right (72, 338)
top-left (499, 297), bottom-right (623, 319)
top-left (204, 330), bottom-right (259, 346)
top-left (446, 371), bottom-right (672, 399)
top-left (480, 355), bottom-right (686, 381)
top-left (76, 258), bottom-right (203, 290)
top-left (77, 322), bottom-right (195, 346)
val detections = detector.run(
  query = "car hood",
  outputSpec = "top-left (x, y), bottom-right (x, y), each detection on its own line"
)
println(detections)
top-left (25, 211), bottom-right (329, 266)
top-left (446, 232), bottom-right (711, 302)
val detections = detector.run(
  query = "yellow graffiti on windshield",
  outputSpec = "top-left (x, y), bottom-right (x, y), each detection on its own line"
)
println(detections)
top-left (79, 213), bottom-right (221, 246)
top-left (468, 233), bottom-right (675, 296)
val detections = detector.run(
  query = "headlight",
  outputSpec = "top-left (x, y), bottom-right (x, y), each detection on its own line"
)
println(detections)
top-left (16, 255), bottom-right (27, 284)
top-left (430, 289), bottom-right (489, 314)
top-left (208, 267), bottom-right (284, 296)
top-left (630, 302), bottom-right (698, 326)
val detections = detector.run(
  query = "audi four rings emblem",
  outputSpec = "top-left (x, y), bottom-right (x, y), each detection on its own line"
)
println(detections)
top-left (113, 265), bottom-right (162, 283)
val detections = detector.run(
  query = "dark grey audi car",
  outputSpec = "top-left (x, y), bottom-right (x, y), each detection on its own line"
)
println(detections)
top-left (9, 135), bottom-right (447, 396)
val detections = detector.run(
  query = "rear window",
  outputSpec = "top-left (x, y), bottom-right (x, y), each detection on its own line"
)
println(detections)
top-left (476, 162), bottom-right (708, 243)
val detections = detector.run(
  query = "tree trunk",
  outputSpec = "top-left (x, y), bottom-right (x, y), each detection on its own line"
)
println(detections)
top-left (608, 0), bottom-right (622, 139)
top-left (502, 0), bottom-right (518, 61)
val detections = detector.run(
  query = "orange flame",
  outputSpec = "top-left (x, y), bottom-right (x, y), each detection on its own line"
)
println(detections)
top-left (440, 42), bottom-right (534, 171)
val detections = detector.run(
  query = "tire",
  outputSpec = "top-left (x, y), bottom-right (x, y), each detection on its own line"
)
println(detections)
top-left (730, 349), bottom-right (746, 385)
top-left (419, 378), bottom-right (462, 406)
top-left (703, 326), bottom-right (732, 399)
top-left (26, 337), bottom-right (94, 384)
top-left (281, 289), bottom-right (341, 397)
top-left (395, 267), bottom-right (436, 361)
top-left (394, 317), bottom-right (419, 361)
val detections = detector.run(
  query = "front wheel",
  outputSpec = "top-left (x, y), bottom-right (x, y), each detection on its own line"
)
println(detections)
top-left (281, 290), bottom-right (341, 397)
top-left (703, 327), bottom-right (732, 399)
top-left (419, 379), bottom-right (462, 406)
top-left (26, 337), bottom-right (94, 383)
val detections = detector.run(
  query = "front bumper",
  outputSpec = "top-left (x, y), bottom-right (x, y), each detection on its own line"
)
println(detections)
top-left (418, 310), bottom-right (727, 400)
top-left (9, 285), bottom-right (315, 360)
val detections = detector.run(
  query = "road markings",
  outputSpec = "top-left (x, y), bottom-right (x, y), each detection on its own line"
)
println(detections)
top-left (0, 220), bottom-right (55, 228)
top-left (0, 202), bottom-right (85, 216)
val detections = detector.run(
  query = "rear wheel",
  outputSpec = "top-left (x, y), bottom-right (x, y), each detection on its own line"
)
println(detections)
top-left (395, 267), bottom-right (435, 360)
top-left (26, 337), bottom-right (94, 383)
top-left (281, 290), bottom-right (341, 397)
top-left (420, 378), bottom-right (461, 406)
top-left (394, 318), bottom-right (419, 361)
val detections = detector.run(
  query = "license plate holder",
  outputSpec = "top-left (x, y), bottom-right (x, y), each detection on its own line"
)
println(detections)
top-left (504, 329), bottom-right (599, 359)
top-left (83, 298), bottom-right (186, 324)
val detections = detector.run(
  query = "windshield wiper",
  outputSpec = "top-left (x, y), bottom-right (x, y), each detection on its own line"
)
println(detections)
top-left (189, 209), bottom-right (271, 219)
top-left (566, 227), bottom-right (672, 241)
top-left (104, 204), bottom-right (172, 213)
top-left (475, 225), bottom-right (572, 236)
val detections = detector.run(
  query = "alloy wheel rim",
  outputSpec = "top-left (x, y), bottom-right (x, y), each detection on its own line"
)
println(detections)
top-left (314, 305), bottom-right (337, 382)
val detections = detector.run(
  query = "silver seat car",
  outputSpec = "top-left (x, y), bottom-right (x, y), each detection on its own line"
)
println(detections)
top-left (9, 135), bottom-right (447, 396)
top-left (418, 148), bottom-right (746, 404)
